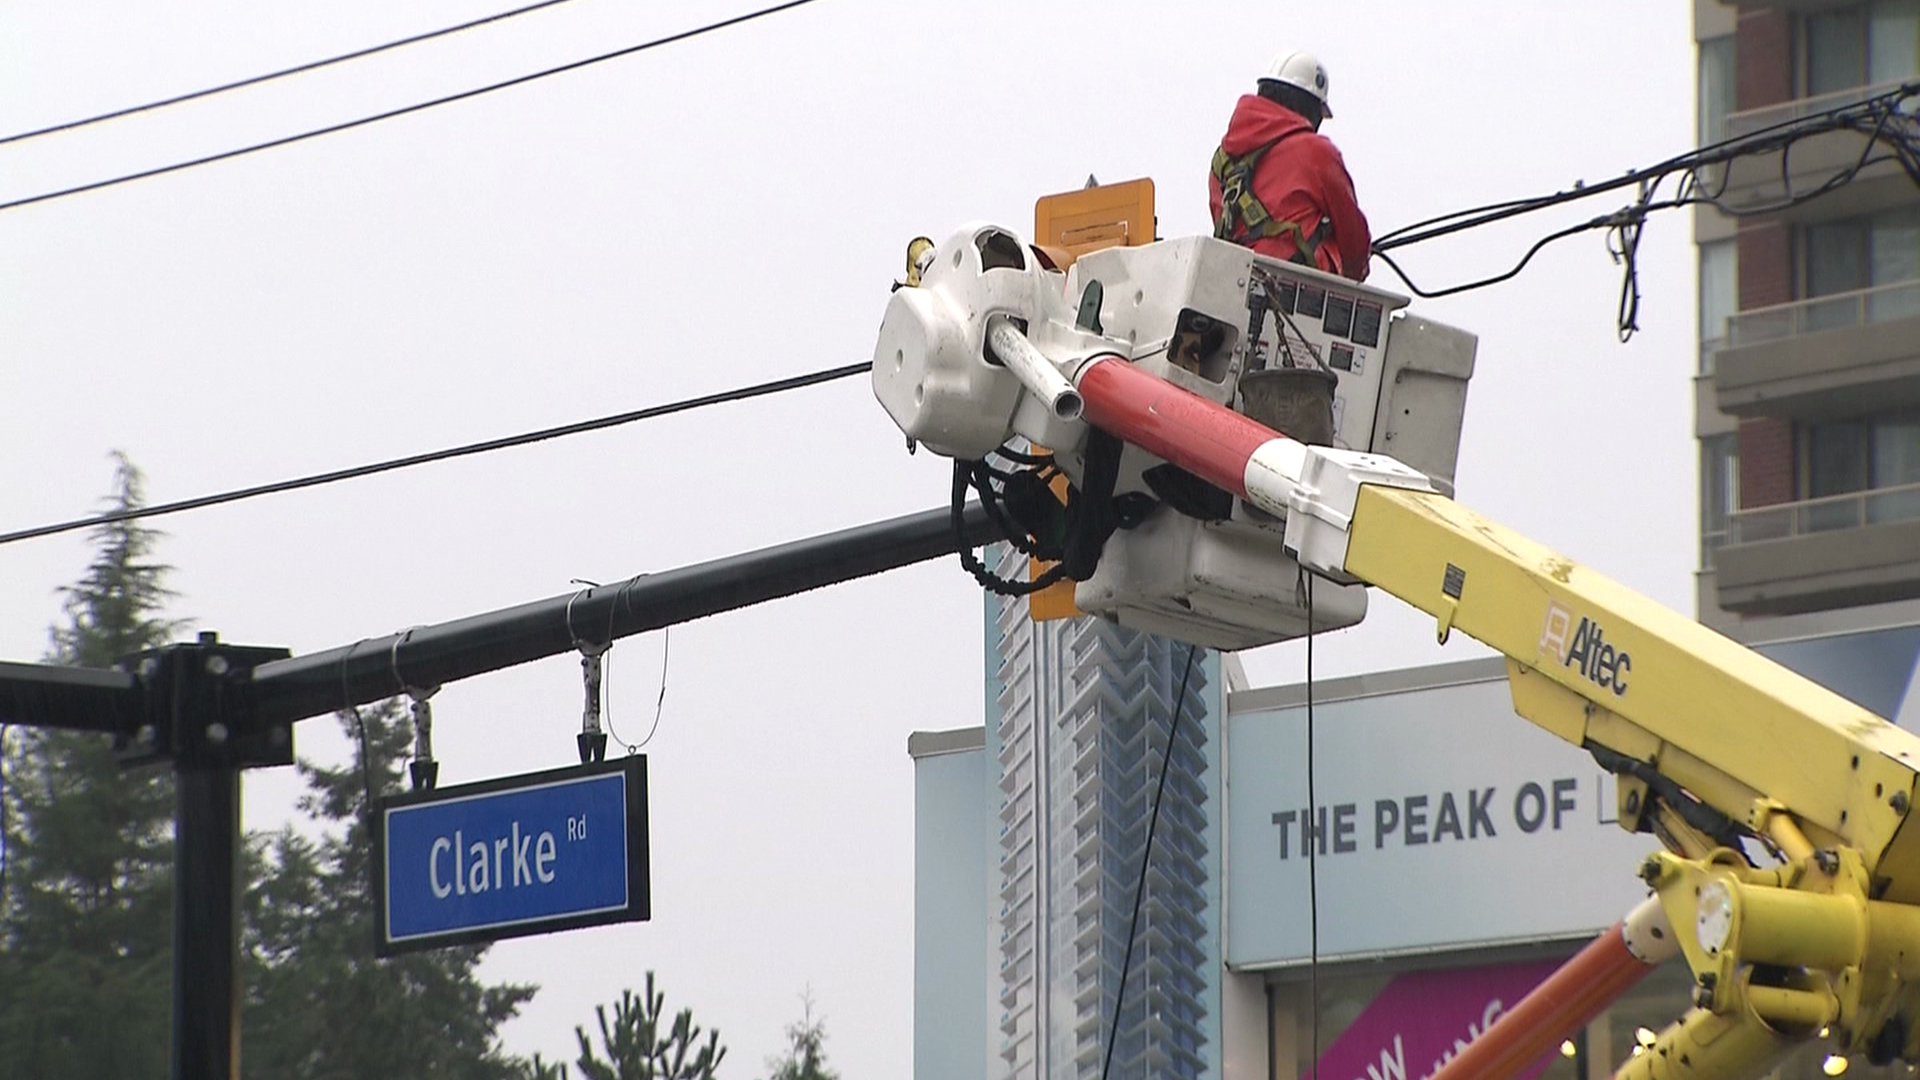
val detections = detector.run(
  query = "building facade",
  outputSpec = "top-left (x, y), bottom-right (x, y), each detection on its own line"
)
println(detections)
top-left (917, 620), bottom-right (1920, 1080)
top-left (931, 545), bottom-right (1227, 1080)
top-left (1695, 0), bottom-right (1920, 632)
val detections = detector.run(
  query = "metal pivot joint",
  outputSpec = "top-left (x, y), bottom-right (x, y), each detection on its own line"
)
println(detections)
top-left (120, 630), bottom-right (294, 772)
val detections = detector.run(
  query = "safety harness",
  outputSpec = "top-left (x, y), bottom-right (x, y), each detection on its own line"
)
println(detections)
top-left (1211, 134), bottom-right (1331, 267)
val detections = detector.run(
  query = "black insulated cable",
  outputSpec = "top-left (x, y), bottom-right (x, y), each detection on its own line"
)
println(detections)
top-left (0, 0), bottom-right (580, 146)
top-left (0, 0), bottom-right (825, 213)
top-left (0, 360), bottom-right (871, 547)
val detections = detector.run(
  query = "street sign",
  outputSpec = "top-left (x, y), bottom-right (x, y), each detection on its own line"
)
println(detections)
top-left (373, 756), bottom-right (648, 955)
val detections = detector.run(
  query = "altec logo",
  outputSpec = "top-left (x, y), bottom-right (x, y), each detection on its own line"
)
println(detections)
top-left (1539, 601), bottom-right (1631, 697)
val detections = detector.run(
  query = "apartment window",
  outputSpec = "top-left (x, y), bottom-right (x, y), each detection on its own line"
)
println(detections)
top-left (1804, 1), bottom-right (1920, 96)
top-left (1698, 239), bottom-right (1737, 372)
top-left (1701, 434), bottom-right (1740, 567)
top-left (1800, 206), bottom-right (1920, 329)
top-left (1698, 36), bottom-right (1736, 145)
top-left (1878, 417), bottom-right (1920, 487)
top-left (1800, 412), bottom-right (1920, 527)
top-left (1806, 419), bottom-right (1872, 497)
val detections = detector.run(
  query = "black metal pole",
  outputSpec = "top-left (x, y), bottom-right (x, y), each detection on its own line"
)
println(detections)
top-left (251, 502), bottom-right (1004, 725)
top-left (0, 659), bottom-right (138, 733)
top-left (173, 764), bottom-right (240, 1080)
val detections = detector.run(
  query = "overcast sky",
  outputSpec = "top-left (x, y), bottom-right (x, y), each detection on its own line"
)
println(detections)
top-left (2, 1), bottom-right (1696, 1074)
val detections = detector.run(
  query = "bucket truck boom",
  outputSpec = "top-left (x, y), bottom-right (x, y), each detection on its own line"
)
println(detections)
top-left (871, 218), bottom-right (1920, 1080)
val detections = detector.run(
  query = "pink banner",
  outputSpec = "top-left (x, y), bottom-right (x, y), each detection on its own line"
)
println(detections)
top-left (1313, 959), bottom-right (1563, 1080)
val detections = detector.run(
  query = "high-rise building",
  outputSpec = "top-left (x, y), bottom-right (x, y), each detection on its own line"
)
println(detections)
top-left (986, 544), bottom-right (1221, 1080)
top-left (1694, 0), bottom-right (1920, 632)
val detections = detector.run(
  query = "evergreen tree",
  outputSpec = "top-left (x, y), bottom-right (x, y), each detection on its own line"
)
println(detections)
top-left (0, 454), bottom-right (542, 1077)
top-left (0, 453), bottom-right (183, 1077)
top-left (763, 992), bottom-right (835, 1080)
top-left (241, 702), bottom-right (537, 1080)
top-left (566, 972), bottom-right (726, 1080)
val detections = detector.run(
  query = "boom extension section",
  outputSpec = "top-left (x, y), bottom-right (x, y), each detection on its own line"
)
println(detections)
top-left (873, 223), bottom-right (1920, 1080)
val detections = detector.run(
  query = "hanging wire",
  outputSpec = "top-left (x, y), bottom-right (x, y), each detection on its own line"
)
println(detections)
top-left (600, 642), bottom-right (635, 754)
top-left (1305, 572), bottom-right (1322, 1077)
top-left (338, 639), bottom-right (378, 839)
top-left (951, 459), bottom-right (1071, 597)
top-left (1099, 642), bottom-right (1201, 1080)
top-left (0, 724), bottom-right (10, 922)
top-left (1368, 81), bottom-right (1920, 340)
top-left (594, 630), bottom-right (668, 755)
top-left (630, 626), bottom-right (670, 751)
top-left (574, 575), bottom-right (668, 755)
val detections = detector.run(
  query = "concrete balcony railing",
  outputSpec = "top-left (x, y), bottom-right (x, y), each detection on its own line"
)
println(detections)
top-left (1727, 78), bottom-right (1917, 140)
top-left (1700, 335), bottom-right (1727, 376)
top-left (1729, 279), bottom-right (1920, 348)
top-left (1714, 279), bottom-right (1920, 419)
top-left (1716, 482), bottom-right (1920, 615)
top-left (1731, 481), bottom-right (1920, 543)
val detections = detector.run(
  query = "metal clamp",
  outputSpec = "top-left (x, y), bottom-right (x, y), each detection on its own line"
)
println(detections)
top-left (567, 587), bottom-right (610, 764)
top-left (391, 629), bottom-right (440, 791)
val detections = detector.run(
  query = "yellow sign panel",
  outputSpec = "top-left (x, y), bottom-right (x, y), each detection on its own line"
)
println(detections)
top-left (1025, 178), bottom-right (1156, 622)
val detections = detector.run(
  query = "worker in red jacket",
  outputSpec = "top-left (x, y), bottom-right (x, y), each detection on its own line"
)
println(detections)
top-left (1209, 51), bottom-right (1372, 282)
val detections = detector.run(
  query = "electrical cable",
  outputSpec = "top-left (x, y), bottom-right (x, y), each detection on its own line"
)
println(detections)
top-left (339, 639), bottom-right (377, 845)
top-left (349, 707), bottom-right (375, 835)
top-left (0, 359), bottom-right (871, 548)
top-left (1099, 642), bottom-right (1200, 1080)
top-left (1368, 80), bottom-right (1920, 335)
top-left (0, 724), bottom-right (9, 924)
top-left (1372, 81), bottom-right (1916, 251)
top-left (1305, 573), bottom-right (1321, 1078)
top-left (0, 0), bottom-right (581, 147)
top-left (950, 459), bottom-right (1071, 597)
top-left (634, 626), bottom-right (669, 750)
top-left (599, 626), bottom-right (669, 753)
top-left (0, 0), bottom-right (825, 213)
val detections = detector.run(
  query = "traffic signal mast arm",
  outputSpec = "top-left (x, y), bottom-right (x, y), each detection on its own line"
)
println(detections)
top-left (874, 222), bottom-right (1920, 1080)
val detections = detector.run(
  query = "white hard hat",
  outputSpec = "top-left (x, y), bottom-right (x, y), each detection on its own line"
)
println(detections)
top-left (1259, 50), bottom-right (1333, 117)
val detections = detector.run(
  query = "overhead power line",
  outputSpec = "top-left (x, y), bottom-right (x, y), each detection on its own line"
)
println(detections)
top-left (0, 360), bottom-right (871, 547)
top-left (1368, 81), bottom-right (1920, 338)
top-left (0, 0), bottom-right (580, 147)
top-left (0, 0), bottom-right (823, 213)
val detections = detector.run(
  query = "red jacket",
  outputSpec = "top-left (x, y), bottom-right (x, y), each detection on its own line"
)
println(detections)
top-left (1207, 94), bottom-right (1371, 282)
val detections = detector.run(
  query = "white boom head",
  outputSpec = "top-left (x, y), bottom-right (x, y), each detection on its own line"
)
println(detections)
top-left (872, 223), bottom-right (1478, 650)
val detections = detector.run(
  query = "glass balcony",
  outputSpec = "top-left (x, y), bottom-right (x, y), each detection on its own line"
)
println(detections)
top-left (1726, 78), bottom-right (1920, 140)
top-left (1700, 529), bottom-right (1728, 570)
top-left (1729, 481), bottom-right (1920, 543)
top-left (1700, 335), bottom-right (1726, 376)
top-left (1729, 279), bottom-right (1920, 348)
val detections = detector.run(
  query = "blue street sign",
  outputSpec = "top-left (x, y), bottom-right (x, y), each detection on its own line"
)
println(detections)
top-left (373, 756), bottom-right (649, 955)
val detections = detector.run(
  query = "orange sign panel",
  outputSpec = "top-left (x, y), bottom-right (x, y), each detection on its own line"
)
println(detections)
top-left (1026, 178), bottom-right (1156, 622)
top-left (1033, 178), bottom-right (1157, 256)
